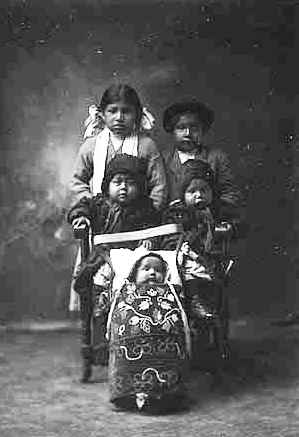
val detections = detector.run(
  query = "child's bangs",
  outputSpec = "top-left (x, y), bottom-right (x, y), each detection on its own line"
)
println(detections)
top-left (101, 85), bottom-right (141, 108)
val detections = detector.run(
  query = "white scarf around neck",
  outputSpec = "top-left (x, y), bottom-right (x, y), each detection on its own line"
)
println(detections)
top-left (92, 127), bottom-right (139, 195)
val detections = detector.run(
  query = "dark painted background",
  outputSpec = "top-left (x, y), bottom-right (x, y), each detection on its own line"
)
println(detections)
top-left (0, 0), bottom-right (297, 322)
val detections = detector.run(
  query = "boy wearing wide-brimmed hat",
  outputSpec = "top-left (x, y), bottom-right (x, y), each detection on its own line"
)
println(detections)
top-left (162, 100), bottom-right (241, 221)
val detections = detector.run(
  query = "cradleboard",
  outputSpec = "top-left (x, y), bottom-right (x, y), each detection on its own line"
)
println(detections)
top-left (107, 280), bottom-right (190, 411)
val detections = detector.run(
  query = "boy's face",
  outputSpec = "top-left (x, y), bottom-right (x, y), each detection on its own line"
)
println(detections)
top-left (135, 256), bottom-right (165, 285)
top-left (184, 178), bottom-right (213, 207)
top-left (108, 173), bottom-right (139, 205)
top-left (102, 101), bottom-right (136, 138)
top-left (173, 113), bottom-right (205, 153)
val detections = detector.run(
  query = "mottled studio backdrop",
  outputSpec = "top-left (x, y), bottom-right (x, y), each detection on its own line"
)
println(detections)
top-left (0, 0), bottom-right (297, 321)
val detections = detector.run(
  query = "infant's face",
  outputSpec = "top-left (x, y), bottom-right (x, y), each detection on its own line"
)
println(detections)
top-left (135, 256), bottom-right (165, 285)
top-left (184, 178), bottom-right (213, 207)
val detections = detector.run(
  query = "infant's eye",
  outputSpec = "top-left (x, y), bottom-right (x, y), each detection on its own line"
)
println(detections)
top-left (111, 178), bottom-right (122, 185)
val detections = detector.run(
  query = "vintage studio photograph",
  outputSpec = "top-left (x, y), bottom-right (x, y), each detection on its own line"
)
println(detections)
top-left (0, 0), bottom-right (297, 436)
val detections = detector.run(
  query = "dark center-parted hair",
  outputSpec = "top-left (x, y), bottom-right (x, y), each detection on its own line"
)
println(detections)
top-left (127, 253), bottom-right (168, 283)
top-left (99, 84), bottom-right (143, 129)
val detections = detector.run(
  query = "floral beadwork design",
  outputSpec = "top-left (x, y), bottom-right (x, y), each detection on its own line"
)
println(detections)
top-left (109, 282), bottom-right (188, 405)
top-left (112, 283), bottom-right (184, 336)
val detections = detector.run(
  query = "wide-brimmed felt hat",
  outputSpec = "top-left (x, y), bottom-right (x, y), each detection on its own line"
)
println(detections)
top-left (101, 154), bottom-right (148, 196)
top-left (163, 100), bottom-right (214, 133)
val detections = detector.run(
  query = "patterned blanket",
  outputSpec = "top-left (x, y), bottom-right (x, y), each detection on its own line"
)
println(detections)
top-left (107, 281), bottom-right (190, 410)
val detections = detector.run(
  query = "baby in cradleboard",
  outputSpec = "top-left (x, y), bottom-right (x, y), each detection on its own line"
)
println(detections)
top-left (106, 252), bottom-right (191, 412)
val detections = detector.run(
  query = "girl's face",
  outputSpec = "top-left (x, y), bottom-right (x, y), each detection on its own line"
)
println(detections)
top-left (184, 178), bottom-right (213, 207)
top-left (108, 173), bottom-right (139, 205)
top-left (101, 101), bottom-right (136, 138)
top-left (173, 113), bottom-right (205, 153)
top-left (135, 256), bottom-right (165, 285)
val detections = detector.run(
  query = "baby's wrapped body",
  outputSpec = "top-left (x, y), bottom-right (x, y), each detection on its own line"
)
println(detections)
top-left (107, 279), bottom-right (190, 411)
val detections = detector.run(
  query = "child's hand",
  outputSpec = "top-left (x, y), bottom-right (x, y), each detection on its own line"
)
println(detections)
top-left (178, 242), bottom-right (191, 266)
top-left (72, 217), bottom-right (90, 239)
top-left (178, 243), bottom-right (198, 266)
top-left (72, 216), bottom-right (90, 229)
top-left (215, 222), bottom-right (233, 238)
top-left (141, 239), bottom-right (153, 250)
top-left (181, 242), bottom-right (191, 256)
